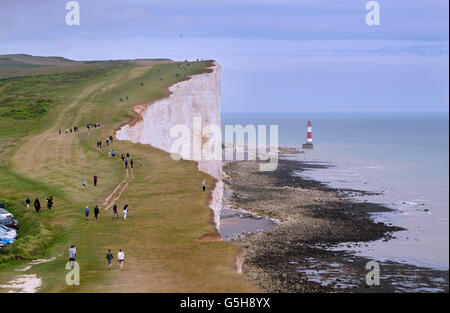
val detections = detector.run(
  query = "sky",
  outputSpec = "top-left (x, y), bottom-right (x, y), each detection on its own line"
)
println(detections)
top-left (0, 0), bottom-right (448, 112)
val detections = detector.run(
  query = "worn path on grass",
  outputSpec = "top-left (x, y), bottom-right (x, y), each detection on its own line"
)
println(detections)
top-left (1, 62), bottom-right (258, 293)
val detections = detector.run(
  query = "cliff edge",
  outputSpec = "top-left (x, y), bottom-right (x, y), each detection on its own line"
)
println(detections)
top-left (115, 62), bottom-right (223, 228)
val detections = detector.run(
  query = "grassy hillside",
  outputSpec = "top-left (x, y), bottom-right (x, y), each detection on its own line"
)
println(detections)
top-left (0, 57), bottom-right (257, 292)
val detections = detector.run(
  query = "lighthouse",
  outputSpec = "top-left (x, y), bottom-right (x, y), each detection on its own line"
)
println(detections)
top-left (302, 120), bottom-right (314, 149)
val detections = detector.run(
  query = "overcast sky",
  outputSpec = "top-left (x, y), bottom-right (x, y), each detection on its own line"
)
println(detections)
top-left (0, 0), bottom-right (448, 112)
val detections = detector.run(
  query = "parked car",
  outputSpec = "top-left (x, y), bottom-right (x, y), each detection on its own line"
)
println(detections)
top-left (0, 225), bottom-right (17, 239)
top-left (0, 238), bottom-right (16, 245)
top-left (0, 218), bottom-right (19, 229)
top-left (0, 208), bottom-right (13, 219)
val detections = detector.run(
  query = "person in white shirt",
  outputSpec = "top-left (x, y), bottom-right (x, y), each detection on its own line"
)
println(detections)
top-left (123, 204), bottom-right (128, 220)
top-left (117, 249), bottom-right (125, 269)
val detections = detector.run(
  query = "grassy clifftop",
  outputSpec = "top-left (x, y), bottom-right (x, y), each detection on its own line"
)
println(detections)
top-left (0, 57), bottom-right (257, 292)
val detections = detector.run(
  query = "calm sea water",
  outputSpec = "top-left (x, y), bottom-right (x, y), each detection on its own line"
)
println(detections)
top-left (222, 112), bottom-right (449, 270)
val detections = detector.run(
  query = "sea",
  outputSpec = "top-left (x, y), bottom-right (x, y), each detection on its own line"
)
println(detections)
top-left (221, 112), bottom-right (449, 271)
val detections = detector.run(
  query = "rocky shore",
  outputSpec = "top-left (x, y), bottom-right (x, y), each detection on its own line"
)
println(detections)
top-left (224, 158), bottom-right (449, 293)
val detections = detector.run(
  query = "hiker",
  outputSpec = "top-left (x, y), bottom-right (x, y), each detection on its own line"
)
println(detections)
top-left (108, 150), bottom-right (111, 158)
top-left (111, 150), bottom-right (115, 157)
top-left (50, 196), bottom-right (54, 208)
top-left (59, 129), bottom-right (61, 135)
top-left (123, 204), bottom-right (128, 220)
top-left (94, 205), bottom-right (99, 220)
top-left (99, 141), bottom-right (102, 148)
top-left (117, 249), bottom-right (125, 269)
top-left (46, 197), bottom-right (52, 210)
top-left (65, 128), bottom-right (68, 134)
top-left (202, 179), bottom-right (206, 191)
top-left (124, 159), bottom-right (128, 169)
top-left (70, 128), bottom-right (72, 133)
top-left (130, 159), bottom-right (134, 168)
top-left (34, 198), bottom-right (41, 213)
top-left (68, 245), bottom-right (76, 268)
top-left (82, 179), bottom-right (87, 190)
top-left (25, 197), bottom-right (30, 209)
top-left (112, 204), bottom-right (119, 219)
top-left (93, 175), bottom-right (98, 186)
top-left (106, 250), bottom-right (113, 270)
top-left (85, 206), bottom-right (90, 220)
top-left (121, 154), bottom-right (125, 162)
top-left (109, 136), bottom-right (113, 143)
top-left (126, 152), bottom-right (129, 158)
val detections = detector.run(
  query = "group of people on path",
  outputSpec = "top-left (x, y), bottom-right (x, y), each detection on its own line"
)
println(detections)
top-left (106, 249), bottom-right (125, 270)
top-left (87, 123), bottom-right (101, 129)
top-left (59, 126), bottom-right (78, 135)
top-left (68, 245), bottom-right (125, 270)
top-left (82, 176), bottom-right (99, 190)
top-left (96, 136), bottom-right (113, 149)
top-left (121, 153), bottom-right (133, 169)
top-left (27, 196), bottom-right (54, 213)
top-left (84, 205), bottom-right (100, 220)
top-left (84, 203), bottom-right (129, 221)
top-left (111, 203), bottom-right (128, 220)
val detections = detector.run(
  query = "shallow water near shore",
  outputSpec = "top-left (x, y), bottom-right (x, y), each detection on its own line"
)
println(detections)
top-left (219, 188), bottom-right (277, 241)
top-left (222, 112), bottom-right (449, 270)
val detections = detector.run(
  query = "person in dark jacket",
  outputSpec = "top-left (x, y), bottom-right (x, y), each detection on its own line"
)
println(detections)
top-left (94, 205), bottom-right (100, 220)
top-left (46, 197), bottom-right (52, 210)
top-left (26, 197), bottom-right (31, 208)
top-left (93, 175), bottom-right (98, 186)
top-left (34, 198), bottom-right (41, 213)
top-left (112, 204), bottom-right (119, 219)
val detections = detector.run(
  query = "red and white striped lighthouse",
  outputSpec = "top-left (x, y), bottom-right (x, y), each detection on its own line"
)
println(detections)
top-left (302, 120), bottom-right (314, 149)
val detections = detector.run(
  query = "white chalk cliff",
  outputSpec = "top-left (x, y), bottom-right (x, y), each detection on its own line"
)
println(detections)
top-left (116, 62), bottom-right (223, 229)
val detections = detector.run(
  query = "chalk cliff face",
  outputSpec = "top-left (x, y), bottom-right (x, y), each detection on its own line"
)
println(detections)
top-left (116, 62), bottom-right (223, 228)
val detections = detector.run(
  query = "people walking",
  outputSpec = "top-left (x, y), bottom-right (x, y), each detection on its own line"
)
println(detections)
top-left (121, 154), bottom-right (125, 162)
top-left (85, 206), bottom-right (90, 220)
top-left (46, 197), bottom-right (52, 210)
top-left (117, 249), bottom-right (125, 269)
top-left (112, 204), bottom-right (119, 219)
top-left (202, 179), bottom-right (206, 191)
top-left (82, 179), bottom-right (87, 190)
top-left (130, 159), bottom-right (134, 168)
top-left (68, 245), bottom-right (76, 268)
top-left (34, 198), bottom-right (41, 213)
top-left (124, 159), bottom-right (128, 169)
top-left (123, 204), bottom-right (128, 220)
top-left (93, 175), bottom-right (98, 186)
top-left (106, 250), bottom-right (113, 270)
top-left (94, 205), bottom-right (99, 220)
top-left (26, 197), bottom-right (30, 209)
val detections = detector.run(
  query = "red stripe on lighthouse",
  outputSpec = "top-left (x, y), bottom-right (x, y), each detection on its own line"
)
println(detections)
top-left (306, 121), bottom-right (312, 143)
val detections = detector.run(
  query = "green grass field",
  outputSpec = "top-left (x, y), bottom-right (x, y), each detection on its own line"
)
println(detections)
top-left (0, 56), bottom-right (257, 292)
